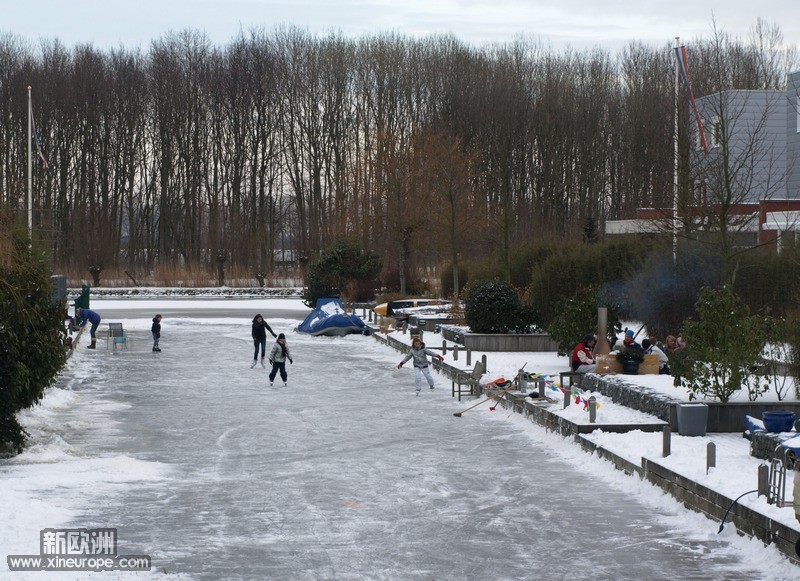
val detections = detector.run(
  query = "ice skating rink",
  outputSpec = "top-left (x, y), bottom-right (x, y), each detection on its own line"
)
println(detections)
top-left (2, 298), bottom-right (794, 580)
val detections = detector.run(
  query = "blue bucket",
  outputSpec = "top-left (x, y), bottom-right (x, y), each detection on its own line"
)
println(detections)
top-left (762, 411), bottom-right (795, 433)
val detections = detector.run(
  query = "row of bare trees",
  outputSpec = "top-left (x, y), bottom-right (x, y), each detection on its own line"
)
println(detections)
top-left (0, 22), bottom-right (795, 284)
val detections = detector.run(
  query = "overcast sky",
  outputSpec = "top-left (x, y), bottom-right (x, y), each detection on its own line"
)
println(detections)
top-left (4, 0), bottom-right (800, 53)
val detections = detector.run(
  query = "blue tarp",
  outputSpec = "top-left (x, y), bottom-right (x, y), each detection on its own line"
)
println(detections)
top-left (296, 298), bottom-right (368, 337)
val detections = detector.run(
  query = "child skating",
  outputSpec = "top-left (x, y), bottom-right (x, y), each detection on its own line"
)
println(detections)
top-left (151, 314), bottom-right (162, 352)
top-left (397, 337), bottom-right (444, 395)
top-left (268, 333), bottom-right (293, 386)
top-left (251, 313), bottom-right (277, 368)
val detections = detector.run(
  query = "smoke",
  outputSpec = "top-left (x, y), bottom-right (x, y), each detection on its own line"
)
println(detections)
top-left (612, 246), bottom-right (723, 340)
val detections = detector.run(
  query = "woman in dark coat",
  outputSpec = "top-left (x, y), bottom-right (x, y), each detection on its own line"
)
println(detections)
top-left (251, 314), bottom-right (277, 368)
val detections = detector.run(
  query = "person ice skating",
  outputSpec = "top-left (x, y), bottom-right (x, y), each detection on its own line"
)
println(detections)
top-left (251, 313), bottom-right (277, 368)
top-left (268, 333), bottom-right (292, 386)
top-left (76, 307), bottom-right (101, 349)
top-left (397, 336), bottom-right (444, 395)
top-left (151, 314), bottom-right (162, 352)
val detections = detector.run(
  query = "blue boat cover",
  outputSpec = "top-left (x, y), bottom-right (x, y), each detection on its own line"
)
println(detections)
top-left (296, 298), bottom-right (368, 337)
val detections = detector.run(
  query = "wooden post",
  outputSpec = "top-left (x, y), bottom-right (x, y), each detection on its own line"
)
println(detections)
top-left (442, 340), bottom-right (447, 355)
top-left (706, 442), bottom-right (716, 474)
top-left (758, 464), bottom-right (769, 498)
top-left (662, 426), bottom-right (671, 457)
top-left (481, 354), bottom-right (487, 373)
top-left (589, 396), bottom-right (597, 423)
top-left (466, 349), bottom-right (471, 366)
top-left (538, 379), bottom-right (545, 399)
top-left (453, 344), bottom-right (459, 361)
top-left (563, 387), bottom-right (570, 409)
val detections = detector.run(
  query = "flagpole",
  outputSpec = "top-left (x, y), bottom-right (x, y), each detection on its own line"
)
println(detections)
top-left (27, 85), bottom-right (32, 241)
top-left (673, 38), bottom-right (680, 265)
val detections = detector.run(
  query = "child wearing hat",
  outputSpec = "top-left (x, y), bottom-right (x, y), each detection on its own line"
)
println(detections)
top-left (268, 333), bottom-right (293, 386)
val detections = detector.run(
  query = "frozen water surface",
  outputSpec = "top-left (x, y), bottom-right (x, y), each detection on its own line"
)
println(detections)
top-left (4, 298), bottom-right (795, 580)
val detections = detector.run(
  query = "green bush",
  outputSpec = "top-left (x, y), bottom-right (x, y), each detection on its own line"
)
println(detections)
top-left (464, 280), bottom-right (540, 334)
top-left (0, 232), bottom-right (68, 453)
top-left (302, 241), bottom-right (382, 308)
top-left (546, 286), bottom-right (623, 356)
top-left (671, 286), bottom-right (766, 403)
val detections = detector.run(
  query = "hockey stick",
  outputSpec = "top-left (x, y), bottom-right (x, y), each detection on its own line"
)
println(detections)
top-left (453, 385), bottom-right (516, 417)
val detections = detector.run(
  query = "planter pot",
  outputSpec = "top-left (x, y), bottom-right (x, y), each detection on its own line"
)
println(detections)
top-left (621, 360), bottom-right (640, 375)
top-left (762, 411), bottom-right (795, 433)
top-left (677, 403), bottom-right (708, 436)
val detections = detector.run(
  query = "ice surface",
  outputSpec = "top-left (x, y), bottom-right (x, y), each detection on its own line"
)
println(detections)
top-left (2, 298), bottom-right (797, 580)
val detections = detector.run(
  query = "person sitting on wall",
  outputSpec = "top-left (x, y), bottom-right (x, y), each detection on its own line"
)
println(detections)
top-left (571, 335), bottom-right (597, 374)
top-left (642, 338), bottom-right (670, 375)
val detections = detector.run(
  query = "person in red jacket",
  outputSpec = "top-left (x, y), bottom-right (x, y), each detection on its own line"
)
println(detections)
top-left (571, 335), bottom-right (597, 373)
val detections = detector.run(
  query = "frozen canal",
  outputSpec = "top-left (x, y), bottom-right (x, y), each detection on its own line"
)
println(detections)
top-left (3, 298), bottom-right (794, 580)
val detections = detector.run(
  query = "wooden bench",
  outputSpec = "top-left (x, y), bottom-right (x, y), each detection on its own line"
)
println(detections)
top-left (452, 361), bottom-right (485, 401)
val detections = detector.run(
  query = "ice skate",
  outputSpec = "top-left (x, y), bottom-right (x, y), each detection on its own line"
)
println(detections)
top-left (250, 360), bottom-right (257, 368)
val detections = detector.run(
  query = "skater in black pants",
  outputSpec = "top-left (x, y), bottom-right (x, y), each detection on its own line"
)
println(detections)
top-left (151, 314), bottom-right (162, 352)
top-left (268, 333), bottom-right (292, 386)
top-left (251, 313), bottom-right (277, 368)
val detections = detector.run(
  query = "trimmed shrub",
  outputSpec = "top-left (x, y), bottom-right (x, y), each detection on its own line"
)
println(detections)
top-left (464, 280), bottom-right (540, 334)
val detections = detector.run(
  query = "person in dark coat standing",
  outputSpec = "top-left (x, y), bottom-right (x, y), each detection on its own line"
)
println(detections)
top-left (76, 307), bottom-right (101, 349)
top-left (151, 314), bottom-right (162, 352)
top-left (251, 314), bottom-right (277, 368)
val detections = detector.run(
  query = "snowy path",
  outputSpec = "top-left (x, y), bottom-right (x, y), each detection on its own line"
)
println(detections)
top-left (3, 300), bottom-right (796, 580)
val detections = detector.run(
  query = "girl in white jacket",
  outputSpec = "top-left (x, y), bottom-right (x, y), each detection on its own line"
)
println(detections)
top-left (268, 333), bottom-right (293, 386)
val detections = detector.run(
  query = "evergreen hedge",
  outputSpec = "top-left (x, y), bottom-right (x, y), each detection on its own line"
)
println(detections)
top-left (464, 280), bottom-right (539, 334)
top-left (0, 232), bottom-right (67, 453)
